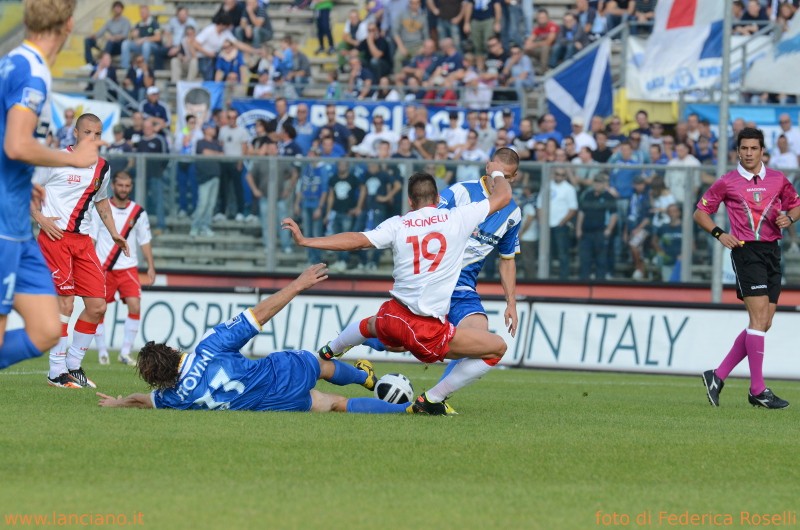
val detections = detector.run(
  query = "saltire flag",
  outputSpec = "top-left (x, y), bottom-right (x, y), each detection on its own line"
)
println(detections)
top-left (545, 38), bottom-right (613, 137)
top-left (639, 0), bottom-right (724, 94)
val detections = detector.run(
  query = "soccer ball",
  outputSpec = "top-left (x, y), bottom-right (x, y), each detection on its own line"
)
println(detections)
top-left (374, 373), bottom-right (414, 404)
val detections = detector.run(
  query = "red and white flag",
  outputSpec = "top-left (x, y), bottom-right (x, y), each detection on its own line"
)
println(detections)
top-left (639, 0), bottom-right (724, 96)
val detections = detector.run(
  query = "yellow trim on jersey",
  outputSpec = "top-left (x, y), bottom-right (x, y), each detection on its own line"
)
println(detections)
top-left (177, 353), bottom-right (188, 372)
top-left (11, 103), bottom-right (36, 114)
top-left (246, 308), bottom-right (263, 331)
top-left (22, 40), bottom-right (46, 59)
top-left (479, 176), bottom-right (491, 196)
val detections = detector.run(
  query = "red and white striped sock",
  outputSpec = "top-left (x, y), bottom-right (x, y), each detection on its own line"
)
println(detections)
top-left (66, 319), bottom-right (98, 371)
top-left (120, 314), bottom-right (140, 357)
top-left (48, 317), bottom-right (70, 379)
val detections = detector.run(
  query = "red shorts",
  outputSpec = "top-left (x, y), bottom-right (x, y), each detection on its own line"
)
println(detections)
top-left (373, 299), bottom-right (455, 363)
top-left (38, 232), bottom-right (106, 298)
top-left (104, 268), bottom-right (142, 303)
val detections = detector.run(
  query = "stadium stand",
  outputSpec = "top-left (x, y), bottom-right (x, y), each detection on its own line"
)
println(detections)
top-left (36, 0), bottom-right (800, 284)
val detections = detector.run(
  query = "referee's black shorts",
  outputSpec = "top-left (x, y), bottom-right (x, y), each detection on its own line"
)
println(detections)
top-left (730, 241), bottom-right (781, 303)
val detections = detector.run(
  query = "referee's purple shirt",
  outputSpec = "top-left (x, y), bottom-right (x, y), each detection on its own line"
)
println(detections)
top-left (697, 163), bottom-right (800, 242)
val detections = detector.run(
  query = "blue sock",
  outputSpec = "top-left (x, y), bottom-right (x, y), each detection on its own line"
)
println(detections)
top-left (437, 358), bottom-right (463, 383)
top-left (327, 359), bottom-right (367, 386)
top-left (364, 338), bottom-right (386, 351)
top-left (346, 398), bottom-right (408, 414)
top-left (0, 329), bottom-right (43, 370)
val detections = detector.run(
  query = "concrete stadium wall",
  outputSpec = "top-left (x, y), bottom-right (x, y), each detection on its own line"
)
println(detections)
top-left (10, 289), bottom-right (798, 380)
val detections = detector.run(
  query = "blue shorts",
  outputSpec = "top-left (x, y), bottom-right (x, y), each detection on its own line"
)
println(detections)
top-left (0, 238), bottom-right (55, 315)
top-left (258, 350), bottom-right (321, 412)
top-left (448, 289), bottom-right (486, 327)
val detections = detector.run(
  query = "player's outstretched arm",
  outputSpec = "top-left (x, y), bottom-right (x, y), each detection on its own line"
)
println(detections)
top-left (5, 108), bottom-right (102, 168)
top-left (96, 392), bottom-right (154, 409)
top-left (251, 264), bottom-right (329, 326)
top-left (281, 218), bottom-right (374, 251)
top-left (486, 161), bottom-right (513, 215)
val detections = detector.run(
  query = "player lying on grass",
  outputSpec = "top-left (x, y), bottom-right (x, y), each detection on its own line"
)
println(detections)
top-left (96, 264), bottom-right (410, 414)
top-left (282, 170), bottom-right (512, 415)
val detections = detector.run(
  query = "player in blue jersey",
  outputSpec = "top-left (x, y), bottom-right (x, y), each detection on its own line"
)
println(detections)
top-left (0, 0), bottom-right (106, 370)
top-left (362, 148), bottom-right (522, 412)
top-left (96, 265), bottom-right (410, 414)
top-left (418, 147), bottom-right (521, 407)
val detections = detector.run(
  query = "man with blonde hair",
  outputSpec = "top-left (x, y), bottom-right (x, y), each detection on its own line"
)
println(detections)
top-left (0, 0), bottom-right (104, 370)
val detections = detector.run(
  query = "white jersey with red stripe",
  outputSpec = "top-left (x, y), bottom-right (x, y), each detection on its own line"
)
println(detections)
top-left (363, 200), bottom-right (491, 321)
top-left (90, 200), bottom-right (151, 271)
top-left (34, 147), bottom-right (110, 235)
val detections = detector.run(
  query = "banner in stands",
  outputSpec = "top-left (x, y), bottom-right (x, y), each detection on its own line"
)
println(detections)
top-left (176, 81), bottom-right (226, 133)
top-left (682, 103), bottom-right (800, 151)
top-left (743, 13), bottom-right (800, 95)
top-left (50, 93), bottom-right (120, 144)
top-left (229, 98), bottom-right (522, 139)
top-left (7, 293), bottom-right (800, 379)
top-left (625, 35), bottom-right (770, 101)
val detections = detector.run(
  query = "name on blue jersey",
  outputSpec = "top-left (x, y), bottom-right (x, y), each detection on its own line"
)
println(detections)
top-left (175, 350), bottom-right (214, 401)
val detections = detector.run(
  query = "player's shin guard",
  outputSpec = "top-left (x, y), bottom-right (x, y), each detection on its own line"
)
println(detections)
top-left (120, 314), bottom-right (140, 357)
top-left (48, 319), bottom-right (70, 379)
top-left (0, 329), bottom-right (43, 369)
top-left (327, 359), bottom-right (368, 386)
top-left (425, 357), bottom-right (499, 402)
top-left (329, 320), bottom-right (369, 354)
top-left (745, 329), bottom-right (766, 396)
top-left (345, 397), bottom-right (409, 414)
top-left (66, 320), bottom-right (98, 371)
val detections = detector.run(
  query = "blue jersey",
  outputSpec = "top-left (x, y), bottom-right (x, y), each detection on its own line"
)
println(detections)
top-left (438, 178), bottom-right (521, 291)
top-left (299, 162), bottom-right (333, 209)
top-left (0, 42), bottom-right (52, 240)
top-left (151, 310), bottom-right (319, 411)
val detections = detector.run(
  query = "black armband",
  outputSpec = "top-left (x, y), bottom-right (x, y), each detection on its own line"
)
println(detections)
top-left (790, 215), bottom-right (796, 224)
top-left (711, 226), bottom-right (724, 239)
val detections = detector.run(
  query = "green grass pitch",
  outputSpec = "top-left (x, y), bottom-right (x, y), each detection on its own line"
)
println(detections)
top-left (1, 355), bottom-right (798, 529)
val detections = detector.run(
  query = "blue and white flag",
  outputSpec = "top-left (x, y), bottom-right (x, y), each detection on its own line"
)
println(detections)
top-left (744, 12), bottom-right (800, 94)
top-left (50, 92), bottom-right (120, 144)
top-left (545, 38), bottom-right (613, 137)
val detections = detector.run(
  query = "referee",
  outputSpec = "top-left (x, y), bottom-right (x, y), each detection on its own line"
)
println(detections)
top-left (695, 127), bottom-right (800, 409)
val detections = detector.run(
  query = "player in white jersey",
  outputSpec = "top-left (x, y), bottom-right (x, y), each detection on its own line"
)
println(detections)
top-left (282, 167), bottom-right (513, 414)
top-left (31, 114), bottom-right (129, 389)
top-left (0, 0), bottom-right (104, 371)
top-left (90, 171), bottom-right (155, 366)
top-left (357, 148), bottom-right (523, 411)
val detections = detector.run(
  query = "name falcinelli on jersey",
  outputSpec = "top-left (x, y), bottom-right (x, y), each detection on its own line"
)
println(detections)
top-left (175, 349), bottom-right (215, 401)
top-left (402, 213), bottom-right (449, 227)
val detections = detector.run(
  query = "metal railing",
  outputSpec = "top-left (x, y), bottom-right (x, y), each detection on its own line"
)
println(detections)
top-left (101, 152), bottom-right (800, 284)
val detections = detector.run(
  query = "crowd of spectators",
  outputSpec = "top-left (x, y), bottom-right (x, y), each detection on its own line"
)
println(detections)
top-left (70, 0), bottom-right (800, 280)
top-left (79, 0), bottom-right (798, 108)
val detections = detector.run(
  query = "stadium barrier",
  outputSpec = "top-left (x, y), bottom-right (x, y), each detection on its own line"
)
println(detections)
top-left (12, 288), bottom-right (797, 380)
top-left (105, 153), bottom-right (800, 283)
